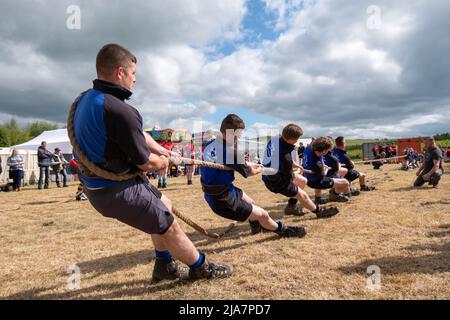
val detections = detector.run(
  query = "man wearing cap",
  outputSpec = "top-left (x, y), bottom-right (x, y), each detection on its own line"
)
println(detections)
top-left (52, 148), bottom-right (69, 188)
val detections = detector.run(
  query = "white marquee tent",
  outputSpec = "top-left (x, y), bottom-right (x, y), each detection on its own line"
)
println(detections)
top-left (13, 129), bottom-right (72, 154)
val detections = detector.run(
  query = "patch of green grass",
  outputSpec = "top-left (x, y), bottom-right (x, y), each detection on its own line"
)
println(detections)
top-left (436, 139), bottom-right (450, 148)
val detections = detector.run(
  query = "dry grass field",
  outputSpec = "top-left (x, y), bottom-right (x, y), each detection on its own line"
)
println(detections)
top-left (0, 163), bottom-right (449, 300)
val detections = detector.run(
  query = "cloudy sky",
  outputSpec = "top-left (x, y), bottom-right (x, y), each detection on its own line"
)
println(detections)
top-left (1, 0), bottom-right (449, 138)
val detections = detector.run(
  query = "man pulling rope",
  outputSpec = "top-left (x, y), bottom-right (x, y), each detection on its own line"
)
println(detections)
top-left (69, 43), bottom-right (234, 283)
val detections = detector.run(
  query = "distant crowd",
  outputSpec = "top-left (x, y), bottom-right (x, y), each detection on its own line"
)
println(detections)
top-left (0, 141), bottom-right (87, 200)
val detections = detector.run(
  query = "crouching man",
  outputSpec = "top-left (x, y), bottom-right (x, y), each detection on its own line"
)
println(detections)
top-left (303, 137), bottom-right (351, 203)
top-left (333, 136), bottom-right (375, 192)
top-left (414, 136), bottom-right (444, 188)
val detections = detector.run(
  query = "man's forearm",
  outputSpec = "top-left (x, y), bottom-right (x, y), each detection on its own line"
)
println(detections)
top-left (425, 162), bottom-right (440, 176)
top-left (144, 132), bottom-right (161, 153)
top-left (143, 131), bottom-right (169, 156)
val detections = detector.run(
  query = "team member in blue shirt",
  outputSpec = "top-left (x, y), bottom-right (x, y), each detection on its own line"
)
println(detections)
top-left (303, 137), bottom-right (351, 204)
top-left (333, 136), bottom-right (375, 192)
top-left (201, 114), bottom-right (306, 238)
top-left (72, 43), bottom-right (232, 282)
top-left (324, 139), bottom-right (360, 197)
top-left (262, 124), bottom-right (339, 219)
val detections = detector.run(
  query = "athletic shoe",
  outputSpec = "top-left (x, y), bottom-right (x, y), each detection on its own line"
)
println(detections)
top-left (284, 203), bottom-right (305, 216)
top-left (152, 257), bottom-right (189, 283)
top-left (275, 221), bottom-right (307, 238)
top-left (157, 181), bottom-right (162, 188)
top-left (187, 180), bottom-right (193, 185)
top-left (76, 193), bottom-right (88, 201)
top-left (314, 196), bottom-right (329, 205)
top-left (249, 220), bottom-right (262, 234)
top-left (329, 190), bottom-right (349, 202)
top-left (360, 185), bottom-right (375, 191)
top-left (315, 206), bottom-right (339, 219)
top-left (189, 259), bottom-right (234, 280)
top-left (350, 188), bottom-right (361, 196)
top-left (162, 182), bottom-right (168, 189)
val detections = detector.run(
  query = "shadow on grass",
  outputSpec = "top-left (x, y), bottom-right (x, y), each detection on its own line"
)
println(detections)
top-left (3, 234), bottom-right (280, 300)
top-left (390, 186), bottom-right (416, 192)
top-left (420, 200), bottom-right (450, 206)
top-left (338, 224), bottom-right (450, 276)
top-left (3, 278), bottom-right (193, 300)
top-left (23, 200), bottom-right (61, 206)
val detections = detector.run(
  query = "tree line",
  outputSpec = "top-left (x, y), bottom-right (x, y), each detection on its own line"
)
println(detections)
top-left (0, 119), bottom-right (59, 147)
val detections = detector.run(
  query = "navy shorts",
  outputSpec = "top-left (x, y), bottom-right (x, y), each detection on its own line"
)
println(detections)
top-left (263, 174), bottom-right (299, 198)
top-left (85, 177), bottom-right (174, 235)
top-left (344, 169), bottom-right (360, 182)
top-left (307, 177), bottom-right (334, 190)
top-left (326, 169), bottom-right (338, 178)
top-left (204, 186), bottom-right (253, 222)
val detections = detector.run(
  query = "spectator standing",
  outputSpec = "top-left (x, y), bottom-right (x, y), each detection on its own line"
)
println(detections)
top-left (37, 141), bottom-right (53, 189)
top-left (7, 149), bottom-right (24, 191)
top-left (52, 148), bottom-right (69, 188)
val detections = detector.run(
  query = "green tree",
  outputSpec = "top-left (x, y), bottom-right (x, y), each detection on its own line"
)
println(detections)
top-left (27, 121), bottom-right (58, 138)
top-left (0, 119), bottom-right (59, 147)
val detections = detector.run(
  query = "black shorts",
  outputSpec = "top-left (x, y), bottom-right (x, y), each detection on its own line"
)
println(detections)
top-left (344, 169), bottom-right (360, 182)
top-left (84, 177), bottom-right (174, 235)
top-left (263, 174), bottom-right (298, 198)
top-left (204, 186), bottom-right (253, 222)
top-left (307, 177), bottom-right (334, 190)
top-left (326, 169), bottom-right (338, 178)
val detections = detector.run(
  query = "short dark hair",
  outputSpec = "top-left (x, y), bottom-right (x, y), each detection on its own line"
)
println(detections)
top-left (220, 114), bottom-right (245, 135)
top-left (96, 44), bottom-right (137, 77)
top-left (282, 124), bottom-right (303, 141)
top-left (312, 136), bottom-right (333, 152)
top-left (335, 136), bottom-right (345, 147)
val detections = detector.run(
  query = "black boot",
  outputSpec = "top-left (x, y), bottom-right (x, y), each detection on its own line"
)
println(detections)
top-left (315, 206), bottom-right (340, 219)
top-left (284, 203), bottom-right (305, 216)
top-left (189, 256), bottom-right (234, 280)
top-left (360, 185), bottom-right (375, 191)
top-left (152, 257), bottom-right (189, 283)
top-left (249, 220), bottom-right (262, 234)
top-left (314, 196), bottom-right (329, 205)
top-left (329, 189), bottom-right (349, 202)
top-left (275, 221), bottom-right (307, 238)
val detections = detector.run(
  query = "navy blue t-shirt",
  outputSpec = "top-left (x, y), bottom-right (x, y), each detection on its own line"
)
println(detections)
top-left (201, 138), bottom-right (252, 204)
top-left (332, 148), bottom-right (354, 169)
top-left (262, 136), bottom-right (296, 183)
top-left (302, 147), bottom-right (325, 182)
top-left (73, 80), bottom-right (150, 188)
